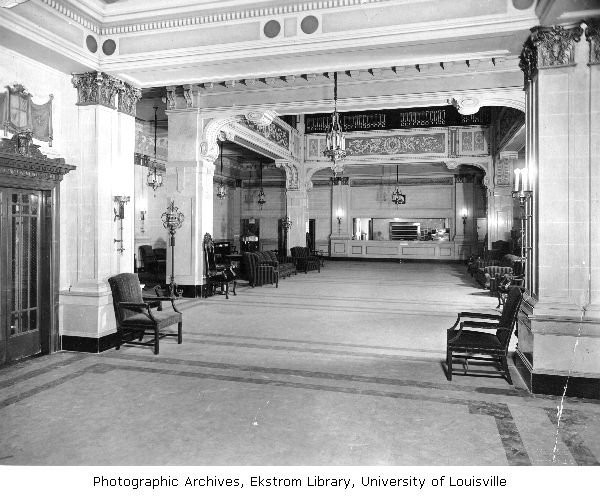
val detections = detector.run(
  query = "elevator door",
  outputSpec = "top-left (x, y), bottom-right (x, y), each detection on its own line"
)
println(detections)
top-left (1, 188), bottom-right (42, 362)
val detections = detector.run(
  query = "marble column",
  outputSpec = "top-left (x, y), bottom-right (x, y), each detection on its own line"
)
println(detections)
top-left (515, 23), bottom-right (600, 397)
top-left (60, 73), bottom-right (140, 350)
top-left (286, 189), bottom-right (309, 251)
top-left (330, 177), bottom-right (350, 257)
top-left (165, 109), bottom-right (215, 296)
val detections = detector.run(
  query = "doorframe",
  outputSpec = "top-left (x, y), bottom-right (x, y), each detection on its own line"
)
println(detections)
top-left (0, 134), bottom-right (75, 365)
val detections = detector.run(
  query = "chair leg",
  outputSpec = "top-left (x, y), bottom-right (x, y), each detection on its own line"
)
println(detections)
top-left (225, 282), bottom-right (229, 299)
top-left (232, 280), bottom-right (236, 296)
top-left (154, 326), bottom-right (159, 355)
top-left (446, 348), bottom-right (453, 381)
top-left (177, 321), bottom-right (182, 344)
top-left (501, 355), bottom-right (513, 385)
top-left (115, 329), bottom-right (121, 350)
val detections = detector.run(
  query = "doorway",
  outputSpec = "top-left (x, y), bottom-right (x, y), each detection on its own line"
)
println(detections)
top-left (0, 188), bottom-right (45, 363)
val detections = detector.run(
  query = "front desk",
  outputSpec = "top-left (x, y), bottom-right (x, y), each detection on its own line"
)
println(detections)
top-left (330, 239), bottom-right (465, 260)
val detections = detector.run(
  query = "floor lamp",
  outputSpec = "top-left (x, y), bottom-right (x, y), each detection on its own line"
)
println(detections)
top-left (161, 200), bottom-right (185, 297)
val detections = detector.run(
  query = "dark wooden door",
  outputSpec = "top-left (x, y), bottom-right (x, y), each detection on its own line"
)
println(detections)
top-left (0, 188), bottom-right (42, 362)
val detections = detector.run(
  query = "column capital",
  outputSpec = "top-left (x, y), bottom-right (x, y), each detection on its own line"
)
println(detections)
top-left (585, 19), bottom-right (600, 65)
top-left (117, 81), bottom-right (142, 117)
top-left (71, 71), bottom-right (120, 109)
top-left (519, 25), bottom-right (584, 84)
top-left (275, 160), bottom-right (306, 191)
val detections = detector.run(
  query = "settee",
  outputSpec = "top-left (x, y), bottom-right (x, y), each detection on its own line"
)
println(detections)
top-left (255, 251), bottom-right (297, 279)
top-left (473, 254), bottom-right (523, 290)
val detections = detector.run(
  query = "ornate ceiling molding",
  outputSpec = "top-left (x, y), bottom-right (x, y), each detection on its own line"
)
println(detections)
top-left (43, 0), bottom-right (394, 36)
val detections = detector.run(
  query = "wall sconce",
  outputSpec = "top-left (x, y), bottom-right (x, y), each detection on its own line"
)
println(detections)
top-left (512, 167), bottom-right (534, 206)
top-left (140, 210), bottom-right (146, 233)
top-left (113, 195), bottom-right (130, 254)
top-left (461, 207), bottom-right (468, 225)
top-left (336, 207), bottom-right (344, 234)
top-left (113, 195), bottom-right (130, 221)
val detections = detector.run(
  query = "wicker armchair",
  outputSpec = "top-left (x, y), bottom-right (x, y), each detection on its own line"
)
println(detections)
top-left (108, 273), bottom-right (182, 355)
top-left (290, 246), bottom-right (321, 274)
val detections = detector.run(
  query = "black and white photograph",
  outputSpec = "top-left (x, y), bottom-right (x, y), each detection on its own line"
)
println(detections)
top-left (0, 0), bottom-right (599, 493)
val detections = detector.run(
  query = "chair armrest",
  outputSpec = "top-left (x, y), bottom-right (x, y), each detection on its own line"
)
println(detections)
top-left (460, 321), bottom-right (501, 330)
top-left (458, 312), bottom-right (501, 320)
top-left (143, 296), bottom-right (181, 313)
top-left (119, 301), bottom-right (150, 311)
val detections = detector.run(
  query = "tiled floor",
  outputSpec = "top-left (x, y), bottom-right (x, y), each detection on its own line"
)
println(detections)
top-left (1, 260), bottom-right (599, 466)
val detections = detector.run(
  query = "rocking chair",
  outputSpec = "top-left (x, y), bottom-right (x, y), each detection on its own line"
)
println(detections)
top-left (446, 286), bottom-right (523, 384)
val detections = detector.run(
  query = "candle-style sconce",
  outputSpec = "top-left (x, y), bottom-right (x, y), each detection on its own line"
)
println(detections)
top-left (140, 210), bottom-right (146, 234)
top-left (512, 167), bottom-right (534, 206)
top-left (336, 208), bottom-right (343, 235)
top-left (512, 166), bottom-right (535, 290)
top-left (461, 207), bottom-right (468, 225)
top-left (113, 195), bottom-right (130, 254)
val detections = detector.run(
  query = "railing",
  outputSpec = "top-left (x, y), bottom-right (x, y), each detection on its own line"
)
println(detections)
top-left (305, 106), bottom-right (491, 133)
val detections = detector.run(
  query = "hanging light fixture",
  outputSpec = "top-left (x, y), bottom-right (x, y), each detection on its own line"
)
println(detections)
top-left (281, 188), bottom-right (292, 231)
top-left (257, 159), bottom-right (266, 209)
top-left (216, 139), bottom-right (227, 200)
top-left (391, 164), bottom-right (406, 206)
top-left (323, 71), bottom-right (346, 175)
top-left (147, 106), bottom-right (163, 192)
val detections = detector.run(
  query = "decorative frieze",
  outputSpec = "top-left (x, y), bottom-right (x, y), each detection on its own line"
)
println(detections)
top-left (71, 72), bottom-right (120, 109)
top-left (345, 133), bottom-right (446, 156)
top-left (239, 117), bottom-right (290, 149)
top-left (117, 82), bottom-right (142, 117)
top-left (519, 25), bottom-right (583, 83)
top-left (586, 20), bottom-right (600, 65)
top-left (330, 176), bottom-right (349, 186)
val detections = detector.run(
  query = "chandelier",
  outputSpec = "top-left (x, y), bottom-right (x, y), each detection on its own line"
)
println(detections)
top-left (391, 164), bottom-right (406, 206)
top-left (216, 139), bottom-right (227, 200)
top-left (257, 159), bottom-right (266, 209)
top-left (323, 71), bottom-right (346, 175)
top-left (146, 106), bottom-right (164, 192)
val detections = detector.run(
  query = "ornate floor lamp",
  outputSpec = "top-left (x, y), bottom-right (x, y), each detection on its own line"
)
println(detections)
top-left (161, 200), bottom-right (185, 297)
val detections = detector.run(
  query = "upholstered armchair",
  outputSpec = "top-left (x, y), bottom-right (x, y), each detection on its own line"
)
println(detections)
top-left (290, 246), bottom-right (321, 274)
top-left (108, 273), bottom-right (182, 355)
top-left (241, 252), bottom-right (278, 287)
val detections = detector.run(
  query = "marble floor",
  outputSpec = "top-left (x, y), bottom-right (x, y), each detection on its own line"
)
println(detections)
top-left (1, 260), bottom-right (599, 466)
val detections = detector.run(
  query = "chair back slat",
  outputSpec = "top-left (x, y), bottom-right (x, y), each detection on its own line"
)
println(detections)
top-left (496, 286), bottom-right (523, 346)
top-left (108, 273), bottom-right (143, 324)
top-left (203, 233), bottom-right (217, 272)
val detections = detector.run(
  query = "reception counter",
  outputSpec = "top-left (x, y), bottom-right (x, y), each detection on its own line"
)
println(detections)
top-left (329, 239), bottom-right (468, 260)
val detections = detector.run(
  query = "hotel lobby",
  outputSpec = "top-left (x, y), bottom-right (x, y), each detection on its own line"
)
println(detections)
top-left (0, 0), bottom-right (599, 468)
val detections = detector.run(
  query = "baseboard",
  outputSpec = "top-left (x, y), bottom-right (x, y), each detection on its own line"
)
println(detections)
top-left (61, 333), bottom-right (118, 353)
top-left (514, 351), bottom-right (600, 399)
